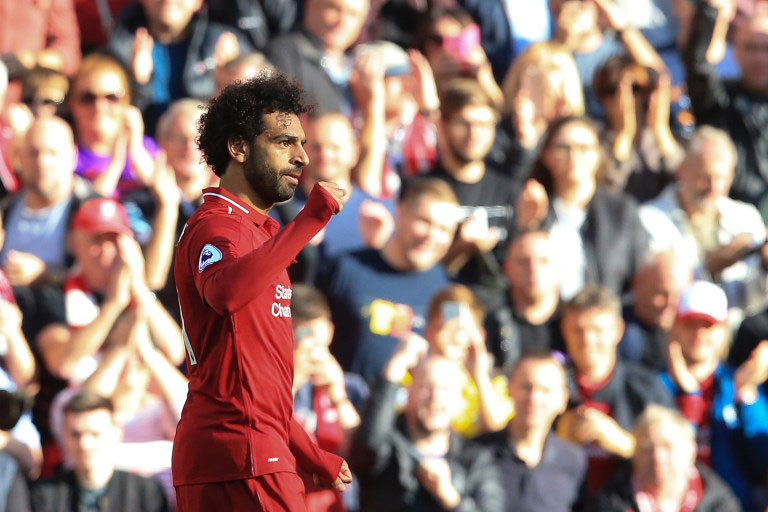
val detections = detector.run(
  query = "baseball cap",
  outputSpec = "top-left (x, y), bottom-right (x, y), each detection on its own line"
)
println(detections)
top-left (676, 280), bottom-right (728, 325)
top-left (71, 198), bottom-right (132, 236)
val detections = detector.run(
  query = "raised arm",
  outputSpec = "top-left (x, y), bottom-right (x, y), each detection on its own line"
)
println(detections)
top-left (192, 184), bottom-right (340, 315)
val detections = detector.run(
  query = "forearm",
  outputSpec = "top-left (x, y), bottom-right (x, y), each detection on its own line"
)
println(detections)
top-left (92, 158), bottom-right (126, 198)
top-left (61, 301), bottom-right (126, 375)
top-left (355, 102), bottom-right (388, 198)
top-left (4, 329), bottom-right (35, 388)
top-left (618, 28), bottom-right (665, 72)
top-left (141, 340), bottom-right (189, 422)
top-left (473, 374), bottom-right (511, 433)
top-left (683, 3), bottom-right (725, 116)
top-left (128, 142), bottom-right (155, 185)
top-left (81, 346), bottom-right (131, 398)
top-left (144, 201), bottom-right (179, 290)
top-left (203, 185), bottom-right (336, 314)
top-left (140, 293), bottom-right (185, 365)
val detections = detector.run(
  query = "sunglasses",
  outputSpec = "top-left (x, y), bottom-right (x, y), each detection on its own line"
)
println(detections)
top-left (76, 91), bottom-right (124, 105)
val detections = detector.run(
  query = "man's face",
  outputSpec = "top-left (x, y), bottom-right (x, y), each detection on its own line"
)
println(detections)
top-left (70, 230), bottom-right (120, 292)
top-left (677, 146), bottom-right (734, 210)
top-left (504, 233), bottom-right (558, 301)
top-left (509, 359), bottom-right (567, 430)
top-left (243, 112), bottom-right (309, 206)
top-left (633, 422), bottom-right (696, 490)
top-left (407, 359), bottom-right (464, 433)
top-left (159, 109), bottom-right (206, 183)
top-left (140, 0), bottom-right (203, 34)
top-left (20, 121), bottom-right (76, 202)
top-left (633, 261), bottom-right (689, 331)
top-left (734, 17), bottom-right (768, 93)
top-left (562, 308), bottom-right (623, 376)
top-left (396, 197), bottom-right (458, 271)
top-left (304, 0), bottom-right (369, 53)
top-left (61, 409), bottom-right (120, 480)
top-left (672, 317), bottom-right (727, 366)
top-left (303, 114), bottom-right (358, 183)
top-left (70, 69), bottom-right (129, 143)
top-left (443, 105), bottom-right (496, 165)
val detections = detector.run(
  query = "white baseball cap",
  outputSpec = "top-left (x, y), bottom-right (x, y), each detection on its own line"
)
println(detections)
top-left (676, 280), bottom-right (728, 325)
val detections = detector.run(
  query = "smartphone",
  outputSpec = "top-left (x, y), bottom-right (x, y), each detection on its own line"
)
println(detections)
top-left (442, 24), bottom-right (481, 64)
top-left (441, 301), bottom-right (462, 322)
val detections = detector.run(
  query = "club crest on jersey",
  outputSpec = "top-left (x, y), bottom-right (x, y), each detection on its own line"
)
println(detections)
top-left (198, 244), bottom-right (222, 272)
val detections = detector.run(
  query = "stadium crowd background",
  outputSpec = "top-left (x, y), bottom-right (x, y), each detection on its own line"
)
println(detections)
top-left (2, 0), bottom-right (768, 510)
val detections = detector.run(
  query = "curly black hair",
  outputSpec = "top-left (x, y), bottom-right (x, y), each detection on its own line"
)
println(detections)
top-left (197, 72), bottom-right (313, 177)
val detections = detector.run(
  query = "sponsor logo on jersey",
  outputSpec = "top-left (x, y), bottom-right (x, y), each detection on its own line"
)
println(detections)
top-left (198, 243), bottom-right (223, 272)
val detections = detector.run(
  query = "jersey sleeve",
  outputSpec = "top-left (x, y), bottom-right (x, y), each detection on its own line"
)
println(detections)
top-left (183, 184), bottom-right (339, 316)
top-left (288, 415), bottom-right (343, 483)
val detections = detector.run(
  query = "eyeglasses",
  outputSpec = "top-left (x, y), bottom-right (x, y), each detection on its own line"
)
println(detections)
top-left (22, 96), bottom-right (64, 108)
top-left (75, 91), bottom-right (124, 105)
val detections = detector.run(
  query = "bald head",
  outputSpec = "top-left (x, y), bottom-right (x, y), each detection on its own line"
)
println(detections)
top-left (304, 113), bottom-right (359, 184)
top-left (632, 250), bottom-right (693, 330)
top-left (734, 12), bottom-right (768, 93)
top-left (21, 116), bottom-right (77, 205)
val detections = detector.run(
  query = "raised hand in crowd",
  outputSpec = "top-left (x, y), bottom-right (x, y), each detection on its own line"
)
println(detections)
top-left (558, 405), bottom-right (636, 458)
top-left (384, 331), bottom-right (430, 383)
top-left (144, 150), bottom-right (181, 290)
top-left (358, 199), bottom-right (394, 249)
top-left (4, 250), bottom-right (45, 287)
top-left (407, 49), bottom-right (441, 116)
top-left (131, 27), bottom-right (154, 85)
top-left (417, 456), bottom-right (462, 510)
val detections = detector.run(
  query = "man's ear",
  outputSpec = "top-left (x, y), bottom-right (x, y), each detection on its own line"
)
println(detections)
top-left (227, 137), bottom-right (248, 163)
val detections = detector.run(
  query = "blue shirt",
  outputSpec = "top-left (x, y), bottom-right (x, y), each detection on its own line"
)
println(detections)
top-left (319, 249), bottom-right (450, 383)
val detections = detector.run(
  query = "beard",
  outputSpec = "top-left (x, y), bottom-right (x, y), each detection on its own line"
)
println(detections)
top-left (243, 149), bottom-right (301, 205)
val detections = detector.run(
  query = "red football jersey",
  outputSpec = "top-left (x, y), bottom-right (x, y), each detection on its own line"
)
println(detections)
top-left (172, 185), bottom-right (341, 486)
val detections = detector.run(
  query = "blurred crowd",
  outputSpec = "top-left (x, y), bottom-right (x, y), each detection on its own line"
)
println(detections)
top-left (1, 0), bottom-right (768, 510)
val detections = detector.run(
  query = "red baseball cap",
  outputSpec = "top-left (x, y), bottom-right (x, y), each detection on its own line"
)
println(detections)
top-left (676, 280), bottom-right (728, 326)
top-left (71, 198), bottom-right (132, 236)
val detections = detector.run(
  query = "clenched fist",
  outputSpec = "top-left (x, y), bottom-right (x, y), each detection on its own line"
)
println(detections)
top-left (317, 181), bottom-right (348, 214)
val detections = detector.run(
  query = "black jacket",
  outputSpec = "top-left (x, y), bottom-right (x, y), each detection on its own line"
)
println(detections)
top-left (588, 463), bottom-right (742, 512)
top-left (266, 30), bottom-right (348, 116)
top-left (566, 360), bottom-right (676, 431)
top-left (684, 2), bottom-right (768, 207)
top-left (350, 378), bottom-right (506, 512)
top-left (30, 470), bottom-right (168, 512)
top-left (108, 4), bottom-right (253, 127)
top-left (205, 0), bottom-right (297, 50)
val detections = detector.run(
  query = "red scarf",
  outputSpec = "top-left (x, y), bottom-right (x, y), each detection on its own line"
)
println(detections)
top-left (634, 468), bottom-right (704, 512)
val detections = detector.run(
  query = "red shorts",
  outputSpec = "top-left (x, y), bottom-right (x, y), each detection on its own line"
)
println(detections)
top-left (175, 472), bottom-right (307, 512)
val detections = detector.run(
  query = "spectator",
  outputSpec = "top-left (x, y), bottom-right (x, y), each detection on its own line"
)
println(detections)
top-left (619, 249), bottom-right (693, 371)
top-left (272, 112), bottom-right (394, 283)
top-left (500, 41), bottom-right (585, 151)
top-left (661, 280), bottom-right (768, 509)
top-left (351, 353), bottom-right (505, 512)
top-left (0, 273), bottom-right (43, 480)
top-left (351, 41), bottom-right (440, 198)
top-left (31, 391), bottom-right (168, 512)
top-left (291, 283), bottom-right (368, 512)
top-left (36, 198), bottom-right (184, 383)
top-left (639, 126), bottom-right (768, 321)
top-left (0, 0), bottom-right (81, 80)
top-left (593, 55), bottom-right (684, 202)
top-left (730, 304), bottom-right (768, 369)
top-left (683, 0), bottom-right (768, 209)
top-left (431, 80), bottom-right (518, 310)
top-left (485, 230), bottom-right (565, 370)
top-left (49, 308), bottom-right (188, 508)
top-left (319, 177), bottom-right (459, 383)
top-left (19, 67), bottom-right (69, 118)
top-left (68, 53), bottom-right (157, 199)
top-left (550, 0), bottom-right (666, 117)
top-left (73, 0), bottom-right (135, 52)
top-left (556, 285), bottom-right (675, 495)
top-left (589, 404), bottom-right (741, 512)
top-left (107, 0), bottom-right (252, 131)
top-left (0, 117), bottom-right (95, 287)
top-left (422, 283), bottom-right (512, 436)
top-left (0, 452), bottom-right (31, 512)
top-left (121, 98), bottom-right (210, 320)
top-left (206, 0), bottom-right (298, 50)
top-left (213, 51), bottom-right (273, 95)
top-left (266, 0), bottom-right (369, 115)
top-left (479, 348), bottom-right (586, 512)
top-left (519, 116), bottom-right (648, 301)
